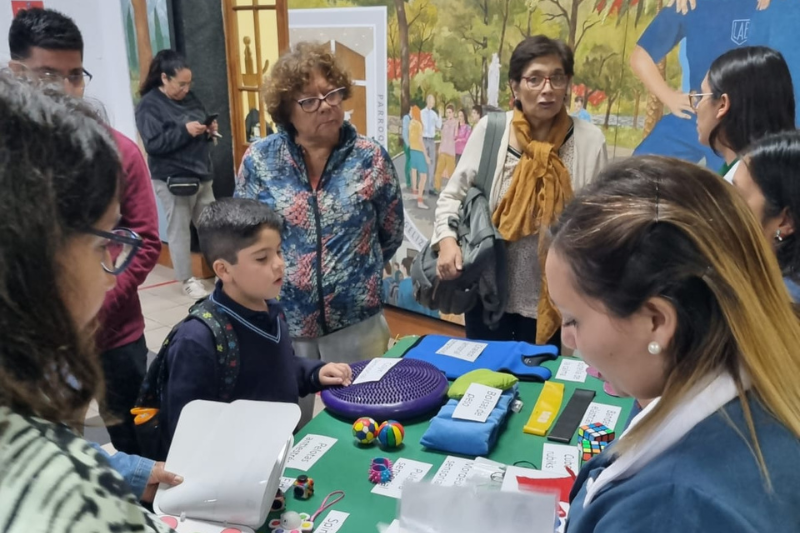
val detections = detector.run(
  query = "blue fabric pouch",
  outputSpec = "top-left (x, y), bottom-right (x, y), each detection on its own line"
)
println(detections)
top-left (404, 335), bottom-right (557, 381)
top-left (420, 384), bottom-right (518, 456)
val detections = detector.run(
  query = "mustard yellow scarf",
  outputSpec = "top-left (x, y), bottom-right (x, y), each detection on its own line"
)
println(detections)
top-left (492, 106), bottom-right (574, 344)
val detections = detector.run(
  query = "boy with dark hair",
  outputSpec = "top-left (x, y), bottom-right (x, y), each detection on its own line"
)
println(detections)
top-left (151, 198), bottom-right (352, 456)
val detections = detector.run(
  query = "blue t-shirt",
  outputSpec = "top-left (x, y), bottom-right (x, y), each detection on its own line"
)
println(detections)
top-left (750, 3), bottom-right (800, 124)
top-left (637, 0), bottom-right (763, 91)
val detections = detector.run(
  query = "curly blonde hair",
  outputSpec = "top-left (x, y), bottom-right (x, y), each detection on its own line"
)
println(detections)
top-left (262, 42), bottom-right (352, 133)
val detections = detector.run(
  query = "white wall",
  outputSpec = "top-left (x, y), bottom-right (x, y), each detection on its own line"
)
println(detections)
top-left (0, 0), bottom-right (137, 140)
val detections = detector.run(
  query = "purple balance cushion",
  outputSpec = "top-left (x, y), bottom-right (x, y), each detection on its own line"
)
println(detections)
top-left (320, 358), bottom-right (449, 421)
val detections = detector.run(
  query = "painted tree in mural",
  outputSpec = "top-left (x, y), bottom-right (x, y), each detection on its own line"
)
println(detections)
top-left (393, 0), bottom-right (412, 116)
top-left (124, 3), bottom-right (138, 74)
top-left (595, 0), bottom-right (665, 136)
top-left (131, 0), bottom-right (153, 81)
top-left (543, 0), bottom-right (601, 54)
top-left (153, 8), bottom-right (167, 52)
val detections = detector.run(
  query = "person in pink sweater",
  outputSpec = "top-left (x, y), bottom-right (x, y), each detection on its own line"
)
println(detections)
top-left (454, 108), bottom-right (472, 165)
top-left (9, 8), bottom-right (161, 455)
top-left (434, 104), bottom-right (458, 193)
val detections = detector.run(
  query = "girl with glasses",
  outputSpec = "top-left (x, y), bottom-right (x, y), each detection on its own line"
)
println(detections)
top-left (433, 35), bottom-right (608, 346)
top-left (0, 75), bottom-right (172, 531)
top-left (235, 42), bottom-right (403, 429)
top-left (693, 46), bottom-right (795, 182)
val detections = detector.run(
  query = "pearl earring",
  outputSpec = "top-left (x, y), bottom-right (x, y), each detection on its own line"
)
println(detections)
top-left (776, 229), bottom-right (784, 242)
top-left (648, 342), bottom-right (662, 355)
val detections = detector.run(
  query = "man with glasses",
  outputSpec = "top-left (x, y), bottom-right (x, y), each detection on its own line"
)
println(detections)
top-left (8, 8), bottom-right (166, 495)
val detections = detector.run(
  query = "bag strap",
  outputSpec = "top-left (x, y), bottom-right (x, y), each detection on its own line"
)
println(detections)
top-left (475, 112), bottom-right (507, 197)
top-left (189, 298), bottom-right (241, 401)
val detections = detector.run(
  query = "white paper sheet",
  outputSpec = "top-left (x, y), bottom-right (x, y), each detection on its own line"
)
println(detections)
top-left (435, 339), bottom-right (487, 362)
top-left (313, 510), bottom-right (349, 533)
top-left (279, 476), bottom-right (295, 493)
top-left (580, 402), bottom-right (622, 431)
top-left (430, 456), bottom-right (475, 487)
top-left (352, 358), bottom-right (402, 385)
top-left (451, 383), bottom-right (503, 422)
top-left (371, 458), bottom-right (433, 499)
top-left (285, 434), bottom-right (337, 471)
top-left (542, 443), bottom-right (581, 475)
top-left (555, 358), bottom-right (589, 383)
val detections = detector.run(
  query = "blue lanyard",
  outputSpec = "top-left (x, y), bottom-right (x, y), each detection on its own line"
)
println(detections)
top-left (208, 293), bottom-right (281, 344)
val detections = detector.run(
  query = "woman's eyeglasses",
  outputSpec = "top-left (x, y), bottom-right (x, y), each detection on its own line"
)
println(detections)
top-left (689, 92), bottom-right (714, 110)
top-left (521, 74), bottom-right (569, 90)
top-left (297, 87), bottom-right (347, 113)
top-left (84, 228), bottom-right (143, 275)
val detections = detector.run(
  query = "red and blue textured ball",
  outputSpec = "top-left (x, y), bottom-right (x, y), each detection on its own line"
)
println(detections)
top-left (377, 420), bottom-right (405, 448)
top-left (353, 417), bottom-right (379, 445)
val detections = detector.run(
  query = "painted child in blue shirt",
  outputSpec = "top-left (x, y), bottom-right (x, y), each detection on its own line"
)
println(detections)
top-left (160, 198), bottom-right (353, 451)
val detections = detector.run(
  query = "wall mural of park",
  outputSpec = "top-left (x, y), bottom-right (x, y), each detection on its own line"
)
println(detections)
top-left (291, 0), bottom-right (800, 323)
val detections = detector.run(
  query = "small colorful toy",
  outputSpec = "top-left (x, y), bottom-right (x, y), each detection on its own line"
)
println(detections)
top-left (377, 420), bottom-right (405, 448)
top-left (271, 488), bottom-right (286, 512)
top-left (352, 417), bottom-right (379, 444)
top-left (268, 510), bottom-right (314, 533)
top-left (293, 475), bottom-right (315, 500)
top-left (577, 422), bottom-right (615, 444)
top-left (368, 457), bottom-right (394, 484)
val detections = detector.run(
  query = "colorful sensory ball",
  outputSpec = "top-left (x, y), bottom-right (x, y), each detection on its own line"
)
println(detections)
top-left (353, 417), bottom-right (379, 444)
top-left (377, 420), bottom-right (405, 448)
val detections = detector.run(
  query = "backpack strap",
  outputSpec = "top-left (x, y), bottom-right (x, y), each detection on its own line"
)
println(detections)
top-left (474, 112), bottom-right (507, 197)
top-left (133, 318), bottom-right (186, 412)
top-left (189, 298), bottom-right (241, 401)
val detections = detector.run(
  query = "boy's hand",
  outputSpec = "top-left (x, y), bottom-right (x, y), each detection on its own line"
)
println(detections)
top-left (319, 363), bottom-right (353, 387)
top-left (141, 462), bottom-right (183, 503)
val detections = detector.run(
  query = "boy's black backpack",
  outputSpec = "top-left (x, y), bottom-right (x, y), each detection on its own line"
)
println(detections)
top-left (132, 297), bottom-right (240, 461)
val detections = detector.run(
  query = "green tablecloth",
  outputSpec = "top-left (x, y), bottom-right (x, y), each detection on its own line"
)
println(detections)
top-left (263, 337), bottom-right (634, 532)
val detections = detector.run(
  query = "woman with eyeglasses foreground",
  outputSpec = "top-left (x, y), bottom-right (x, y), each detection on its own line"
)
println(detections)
top-left (551, 156), bottom-right (800, 533)
top-left (135, 49), bottom-right (218, 300)
top-left (0, 76), bottom-right (173, 532)
top-left (692, 46), bottom-right (795, 183)
top-left (433, 35), bottom-right (608, 345)
top-left (235, 42), bottom-right (403, 427)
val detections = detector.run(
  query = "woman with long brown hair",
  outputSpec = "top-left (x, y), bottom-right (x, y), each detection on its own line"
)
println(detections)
top-left (548, 156), bottom-right (800, 531)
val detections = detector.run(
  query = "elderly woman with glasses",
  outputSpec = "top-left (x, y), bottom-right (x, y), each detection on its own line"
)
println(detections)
top-left (691, 46), bottom-right (795, 183)
top-left (236, 42), bottom-right (403, 425)
top-left (433, 35), bottom-right (608, 346)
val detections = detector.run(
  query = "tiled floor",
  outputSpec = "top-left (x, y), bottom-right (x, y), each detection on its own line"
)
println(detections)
top-left (88, 264), bottom-right (325, 453)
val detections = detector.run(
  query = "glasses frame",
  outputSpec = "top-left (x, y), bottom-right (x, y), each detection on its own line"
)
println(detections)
top-left (296, 87), bottom-right (347, 113)
top-left (689, 92), bottom-right (714, 110)
top-left (83, 227), bottom-right (142, 275)
top-left (521, 74), bottom-right (569, 91)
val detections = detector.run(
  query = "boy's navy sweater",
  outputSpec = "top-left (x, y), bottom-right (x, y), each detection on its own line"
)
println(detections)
top-left (161, 282), bottom-right (324, 445)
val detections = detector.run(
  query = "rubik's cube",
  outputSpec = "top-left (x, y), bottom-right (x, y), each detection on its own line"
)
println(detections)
top-left (577, 423), bottom-right (615, 462)
top-left (577, 422), bottom-right (615, 444)
top-left (579, 439), bottom-right (608, 461)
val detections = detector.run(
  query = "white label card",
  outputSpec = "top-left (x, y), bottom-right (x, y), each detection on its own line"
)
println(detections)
top-left (279, 476), bottom-right (295, 492)
top-left (313, 510), bottom-right (349, 533)
top-left (435, 339), bottom-right (488, 362)
top-left (452, 383), bottom-right (503, 422)
top-left (555, 358), bottom-right (588, 383)
top-left (542, 443), bottom-right (581, 475)
top-left (371, 458), bottom-right (433, 499)
top-left (431, 456), bottom-right (475, 487)
top-left (580, 402), bottom-right (622, 431)
top-left (352, 358), bottom-right (402, 385)
top-left (285, 434), bottom-right (337, 471)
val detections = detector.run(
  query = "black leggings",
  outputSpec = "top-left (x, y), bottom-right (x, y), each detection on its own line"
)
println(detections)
top-left (464, 299), bottom-right (561, 347)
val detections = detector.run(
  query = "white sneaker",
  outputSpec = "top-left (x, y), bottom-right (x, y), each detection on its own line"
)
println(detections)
top-left (182, 278), bottom-right (210, 300)
top-left (417, 200), bottom-right (430, 210)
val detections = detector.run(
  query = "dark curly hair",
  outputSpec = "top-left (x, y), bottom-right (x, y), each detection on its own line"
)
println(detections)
top-left (0, 74), bottom-right (121, 427)
top-left (262, 41), bottom-right (352, 135)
